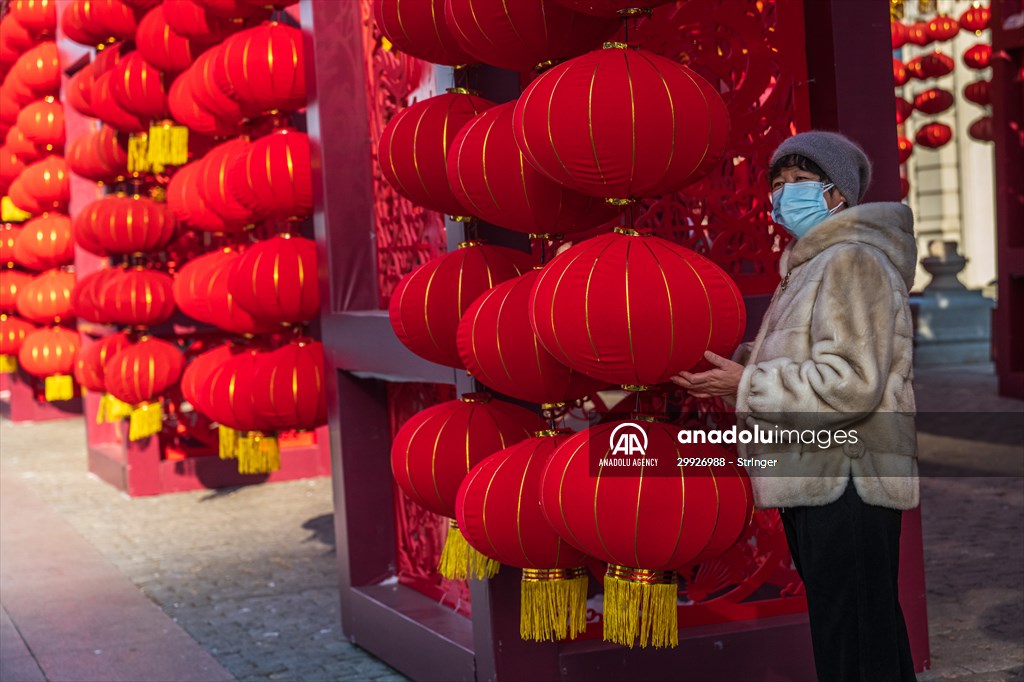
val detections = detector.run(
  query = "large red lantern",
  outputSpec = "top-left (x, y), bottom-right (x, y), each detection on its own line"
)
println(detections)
top-left (963, 43), bottom-right (992, 70)
top-left (891, 20), bottom-right (907, 49)
top-left (171, 248), bottom-right (273, 334)
top-left (72, 200), bottom-right (111, 257)
top-left (109, 51), bottom-right (171, 120)
top-left (540, 420), bottom-right (752, 648)
top-left (964, 79), bottom-right (991, 107)
top-left (897, 136), bottom-right (913, 164)
top-left (18, 325), bottom-right (80, 400)
top-left (167, 72), bottom-right (238, 138)
top-left (73, 331), bottom-right (131, 392)
top-left (9, 155), bottom-right (69, 214)
top-left (201, 0), bottom-right (271, 18)
top-left (969, 116), bottom-right (993, 142)
top-left (529, 230), bottom-right (745, 388)
top-left (66, 62), bottom-right (97, 117)
top-left (10, 0), bottom-right (58, 37)
top-left (1, 14), bottom-right (36, 56)
top-left (6, 125), bottom-right (45, 164)
top-left (0, 269), bottom-right (32, 313)
top-left (13, 213), bottom-right (73, 270)
top-left (15, 98), bottom-right (64, 150)
top-left (97, 267), bottom-right (176, 328)
top-left (62, 0), bottom-right (136, 47)
top-left (229, 235), bottom-right (320, 325)
top-left (0, 146), bottom-right (26, 193)
top-left (166, 162), bottom-right (232, 233)
top-left (0, 313), bottom-right (34, 373)
top-left (0, 224), bottom-right (22, 268)
top-left (136, 4), bottom-right (208, 74)
top-left (188, 46), bottom-right (250, 123)
top-left (163, 0), bottom-right (262, 42)
top-left (906, 21), bottom-right (931, 46)
top-left (550, 0), bottom-right (672, 16)
top-left (447, 103), bottom-right (619, 235)
top-left (391, 393), bottom-right (545, 578)
top-left (959, 4), bottom-right (991, 34)
top-left (914, 88), bottom-right (954, 115)
top-left (15, 269), bottom-right (74, 324)
top-left (72, 267), bottom-right (123, 322)
top-left (445, 0), bottom-right (617, 72)
top-left (227, 129), bottom-right (313, 221)
top-left (513, 45), bottom-right (729, 202)
top-left (895, 96), bottom-right (913, 125)
top-left (87, 195), bottom-right (177, 255)
top-left (104, 336), bottom-right (184, 440)
top-left (14, 41), bottom-right (60, 95)
top-left (371, 0), bottom-right (475, 66)
top-left (926, 14), bottom-right (959, 42)
top-left (916, 122), bottom-right (953, 149)
top-left (457, 270), bottom-right (608, 404)
top-left (91, 69), bottom-right (148, 133)
top-left (378, 91), bottom-right (495, 216)
top-left (251, 340), bottom-right (327, 431)
top-left (219, 23), bottom-right (306, 115)
top-left (388, 242), bottom-right (534, 368)
top-left (919, 51), bottom-right (954, 78)
top-left (456, 432), bottom-right (590, 642)
top-left (180, 342), bottom-right (233, 409)
top-left (196, 138), bottom-right (256, 229)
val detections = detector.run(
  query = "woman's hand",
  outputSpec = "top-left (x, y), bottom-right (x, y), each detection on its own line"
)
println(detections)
top-left (670, 351), bottom-right (744, 398)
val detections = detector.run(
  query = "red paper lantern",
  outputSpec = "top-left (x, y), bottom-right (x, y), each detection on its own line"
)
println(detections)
top-left (371, 0), bottom-right (476, 66)
top-left (388, 243), bottom-right (534, 368)
top-left (968, 116), bottom-right (993, 142)
top-left (0, 224), bottom-right (21, 268)
top-left (919, 51), bottom-right (954, 78)
top-left (906, 21), bottom-right (931, 46)
top-left (891, 20), bottom-right (907, 49)
top-left (163, 0), bottom-right (257, 41)
top-left (897, 136), bottom-right (913, 164)
top-left (959, 4), bottom-right (991, 34)
top-left (13, 213), bottom-right (73, 270)
top-left (10, 0), bottom-right (58, 37)
top-left (171, 248), bottom-right (274, 334)
top-left (66, 130), bottom-right (126, 184)
top-left (135, 5), bottom-right (207, 75)
top-left (963, 43), bottom-right (992, 70)
top-left (15, 98), bottom-right (63, 150)
top-left (447, 102), bottom-right (620, 235)
top-left (66, 63), bottom-right (97, 117)
top-left (378, 90), bottom-right (495, 216)
top-left (104, 336), bottom-right (184, 405)
top-left (72, 267), bottom-right (123, 322)
top-left (914, 88), bottom-right (954, 115)
top-left (529, 230), bottom-right (746, 388)
top-left (0, 314), bottom-right (34, 358)
top-left (900, 175), bottom-right (910, 200)
top-left (167, 71), bottom-right (239, 138)
top-left (457, 270), bottom-right (607, 404)
top-left (198, 347), bottom-right (265, 429)
top-left (74, 331), bottom-right (132, 391)
top-left (0, 145), bottom-right (27, 190)
top-left (87, 195), bottom-right (177, 255)
top-left (219, 22), bottom-right (306, 115)
top-left (166, 162), bottom-right (232, 233)
top-left (72, 201), bottom-right (112, 257)
top-left (926, 14), bottom-right (959, 42)
top-left (6, 125), bottom-right (45, 163)
top-left (550, 0), bottom-right (672, 16)
top-left (226, 129), bottom-right (313, 221)
top-left (187, 47), bottom-right (250, 125)
top-left (964, 79), bottom-right (991, 106)
top-left (1, 269), bottom-right (32, 313)
top-left (62, 0), bottom-right (136, 47)
top-left (1, 87), bottom-right (28, 130)
top-left (14, 41), bottom-right (60, 95)
top-left (109, 51), bottom-right (171, 120)
top-left (15, 269), bottom-right (75, 324)
top-left (915, 122), bottom-right (953, 149)
top-left (200, 0), bottom-right (270, 18)
top-left (513, 46), bottom-right (729, 201)
top-left (196, 138), bottom-right (256, 229)
top-left (181, 342), bottom-right (233, 410)
top-left (445, 0), bottom-right (617, 72)
top-left (91, 69), bottom-right (148, 133)
top-left (18, 325), bottom-right (79, 379)
top-left (9, 155), bottom-right (69, 214)
top-left (1, 14), bottom-right (36, 54)
top-left (229, 235), bottom-right (320, 325)
top-left (895, 96), bottom-right (913, 124)
top-left (391, 394), bottom-right (545, 519)
top-left (251, 340), bottom-right (327, 431)
top-left (97, 267), bottom-right (176, 327)
top-left (903, 56), bottom-right (924, 80)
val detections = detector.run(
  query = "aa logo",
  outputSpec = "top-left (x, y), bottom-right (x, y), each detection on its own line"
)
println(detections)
top-left (608, 422), bottom-right (648, 457)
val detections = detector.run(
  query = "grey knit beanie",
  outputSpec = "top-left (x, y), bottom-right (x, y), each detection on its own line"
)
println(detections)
top-left (770, 131), bottom-right (872, 206)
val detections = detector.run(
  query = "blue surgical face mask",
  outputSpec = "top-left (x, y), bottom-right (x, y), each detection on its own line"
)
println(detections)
top-left (771, 181), bottom-right (845, 239)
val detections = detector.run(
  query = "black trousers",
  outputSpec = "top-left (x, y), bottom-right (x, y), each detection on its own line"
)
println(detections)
top-left (780, 483), bottom-right (917, 682)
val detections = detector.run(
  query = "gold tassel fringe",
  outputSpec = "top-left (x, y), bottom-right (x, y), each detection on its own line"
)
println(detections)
top-left (437, 520), bottom-right (501, 580)
top-left (0, 354), bottom-right (16, 374)
top-left (520, 567), bottom-right (589, 642)
top-left (44, 374), bottom-right (74, 402)
top-left (147, 124), bottom-right (188, 167)
top-left (219, 425), bottom-right (238, 459)
top-left (128, 401), bottom-right (163, 441)
top-left (602, 565), bottom-right (679, 649)
top-left (236, 431), bottom-right (280, 474)
top-left (98, 393), bottom-right (134, 423)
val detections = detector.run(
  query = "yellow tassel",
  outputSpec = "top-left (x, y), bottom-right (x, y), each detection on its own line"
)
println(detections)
top-left (219, 425), bottom-right (238, 459)
top-left (602, 565), bottom-right (679, 649)
top-left (520, 567), bottom-right (589, 642)
top-left (100, 394), bottom-right (134, 423)
top-left (127, 133), bottom-right (158, 174)
top-left (147, 123), bottom-right (188, 168)
top-left (1, 196), bottom-right (32, 222)
top-left (437, 520), bottom-right (501, 580)
top-left (96, 393), bottom-right (108, 423)
top-left (0, 354), bottom-right (17, 374)
top-left (44, 374), bottom-right (74, 402)
top-left (128, 401), bottom-right (164, 441)
top-left (236, 431), bottom-right (280, 474)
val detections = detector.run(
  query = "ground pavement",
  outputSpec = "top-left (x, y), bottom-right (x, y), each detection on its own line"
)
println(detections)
top-left (0, 365), bottom-right (1021, 682)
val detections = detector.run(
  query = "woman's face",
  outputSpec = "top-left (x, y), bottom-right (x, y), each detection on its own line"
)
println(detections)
top-left (771, 166), bottom-right (848, 212)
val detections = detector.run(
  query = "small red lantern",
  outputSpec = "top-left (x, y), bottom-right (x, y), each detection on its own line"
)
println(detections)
top-left (391, 393), bottom-right (546, 578)
top-left (91, 69), bottom-right (148, 133)
top-left (135, 4), bottom-right (207, 75)
top-left (891, 20), bottom-right (907, 49)
top-left (166, 162), bottom-right (232, 233)
top-left (62, 0), bottom-right (136, 47)
top-left (550, 0), bottom-right (672, 16)
top-left (964, 80), bottom-right (991, 106)
top-left (915, 122), bottom-right (953, 149)
top-left (914, 88), bottom-right (954, 115)
top-left (187, 47), bottom-right (251, 126)
top-left (14, 41), bottom-right (60, 96)
top-left (445, 0), bottom-right (616, 72)
top-left (104, 336), bottom-right (184, 440)
top-left (196, 138), bottom-right (256, 229)
top-left (109, 51), bottom-right (171, 121)
top-left (97, 267), bottom-right (176, 328)
top-left (251, 339), bottom-right (327, 431)
top-left (0, 145), bottom-right (27, 191)
top-left (227, 130), bottom-right (313, 221)
top-left (163, 0), bottom-right (257, 41)
top-left (900, 175), bottom-right (910, 200)
top-left (6, 125), bottom-right (45, 163)
top-left (906, 21), bottom-right (932, 46)
top-left (968, 116), bottom-right (993, 142)
top-left (66, 130), bottom-right (126, 185)
top-left (87, 195), bottom-right (177, 255)
top-left (13, 213), bottom-right (74, 270)
top-left (457, 270), bottom-right (608, 404)
top-left (74, 331), bottom-right (132, 392)
top-left (514, 45), bottom-right (729, 201)
top-left (447, 103), bottom-right (620, 235)
top-left (530, 230), bottom-right (746, 388)
top-left (959, 4), bottom-right (991, 34)
top-left (8, 155), bottom-right (69, 214)
top-left (372, 0), bottom-right (476, 66)
top-left (963, 43), bottom-right (992, 70)
top-left (897, 136), bottom-right (913, 164)
top-left (378, 90), bottom-right (495, 216)
top-left (919, 51), bottom-right (954, 78)
top-left (0, 224), bottom-right (22, 268)
top-left (66, 62), bottom-right (97, 117)
top-left (456, 432), bottom-right (590, 642)
top-left (0, 270), bottom-right (32, 313)
top-left (18, 325), bottom-right (80, 400)
top-left (15, 98), bottom-right (64, 150)
top-left (181, 343), bottom-right (233, 409)
top-left (15, 269), bottom-right (75, 324)
top-left (72, 267), bottom-right (122, 323)
top-left (0, 313), bottom-right (34, 372)
top-left (389, 242), bottom-right (534, 368)
top-left (926, 14), bottom-right (959, 42)
top-left (895, 96), bottom-right (913, 124)
top-left (219, 22), bottom-right (306, 115)
top-left (904, 56), bottom-right (925, 80)
top-left (1, 14), bottom-right (36, 55)
top-left (229, 235), bottom-right (320, 326)
top-left (10, 0), bottom-right (58, 38)
top-left (72, 201), bottom-right (112, 257)
top-left (171, 248), bottom-right (274, 334)
top-left (167, 71), bottom-right (240, 138)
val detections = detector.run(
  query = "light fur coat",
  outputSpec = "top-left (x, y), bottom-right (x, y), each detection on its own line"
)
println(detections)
top-left (734, 202), bottom-right (919, 510)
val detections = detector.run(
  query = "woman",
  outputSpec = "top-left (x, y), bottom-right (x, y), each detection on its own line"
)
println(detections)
top-left (673, 131), bottom-right (919, 682)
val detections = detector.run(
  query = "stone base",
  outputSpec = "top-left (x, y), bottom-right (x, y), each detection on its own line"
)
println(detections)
top-left (911, 291), bottom-right (994, 367)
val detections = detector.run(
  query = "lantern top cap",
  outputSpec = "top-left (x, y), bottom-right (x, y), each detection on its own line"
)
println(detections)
top-left (459, 392), bottom-right (492, 404)
top-left (446, 87), bottom-right (481, 97)
top-left (535, 428), bottom-right (573, 438)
